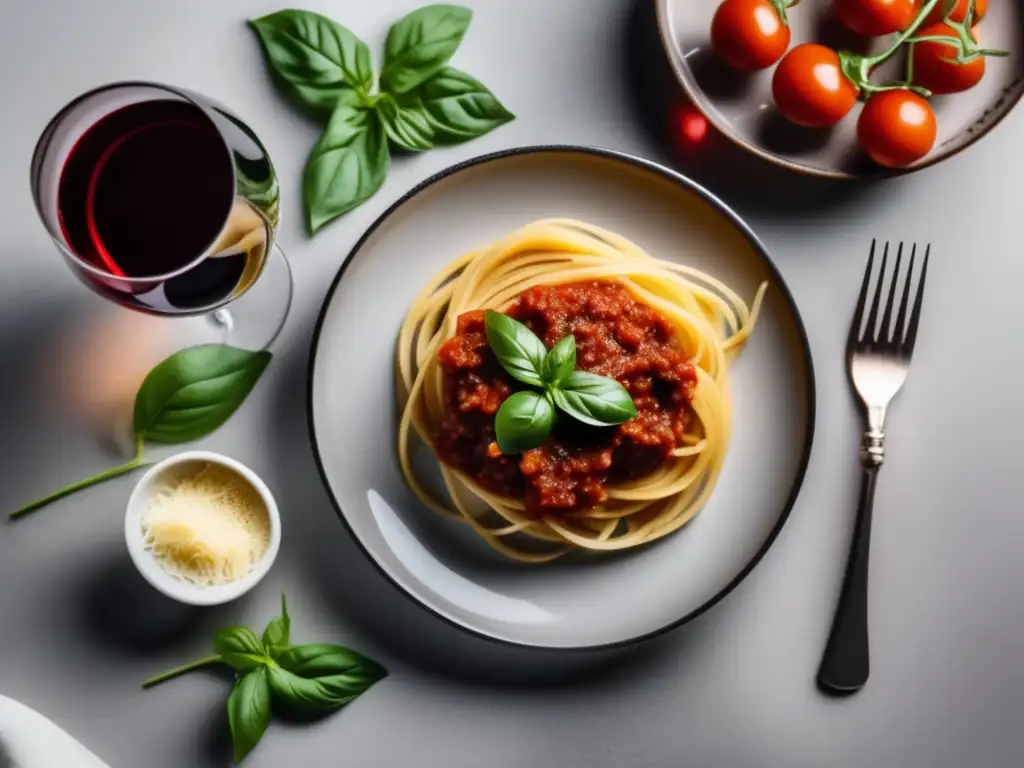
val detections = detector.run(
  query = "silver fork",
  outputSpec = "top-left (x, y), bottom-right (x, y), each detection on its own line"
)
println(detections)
top-left (817, 241), bottom-right (930, 696)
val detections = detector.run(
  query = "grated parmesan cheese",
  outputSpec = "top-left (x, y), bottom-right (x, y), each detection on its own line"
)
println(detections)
top-left (141, 462), bottom-right (270, 586)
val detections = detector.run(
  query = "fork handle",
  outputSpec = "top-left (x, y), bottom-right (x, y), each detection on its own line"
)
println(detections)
top-left (817, 464), bottom-right (879, 695)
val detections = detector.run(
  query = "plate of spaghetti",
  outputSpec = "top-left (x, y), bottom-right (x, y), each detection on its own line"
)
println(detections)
top-left (309, 146), bottom-right (814, 649)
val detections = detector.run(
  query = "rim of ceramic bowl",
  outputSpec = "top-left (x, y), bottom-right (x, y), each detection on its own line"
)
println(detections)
top-left (652, 0), bottom-right (1024, 180)
top-left (306, 144), bottom-right (817, 652)
top-left (124, 450), bottom-right (281, 606)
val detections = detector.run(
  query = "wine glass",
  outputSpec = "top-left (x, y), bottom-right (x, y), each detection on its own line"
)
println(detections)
top-left (30, 81), bottom-right (292, 351)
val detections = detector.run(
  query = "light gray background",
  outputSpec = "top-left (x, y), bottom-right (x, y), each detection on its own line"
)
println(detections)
top-left (0, 1), bottom-right (1020, 766)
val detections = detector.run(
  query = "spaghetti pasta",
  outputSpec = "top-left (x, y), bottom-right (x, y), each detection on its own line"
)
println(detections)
top-left (397, 219), bottom-right (766, 562)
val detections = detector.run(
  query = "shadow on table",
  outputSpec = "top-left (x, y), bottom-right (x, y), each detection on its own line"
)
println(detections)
top-left (268, 341), bottom-right (715, 692)
top-left (76, 554), bottom-right (212, 656)
top-left (621, 0), bottom-right (877, 219)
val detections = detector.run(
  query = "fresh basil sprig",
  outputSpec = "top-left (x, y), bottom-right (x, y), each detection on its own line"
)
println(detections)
top-left (484, 311), bottom-right (637, 453)
top-left (143, 594), bottom-right (387, 764)
top-left (8, 344), bottom-right (271, 520)
top-left (250, 5), bottom-right (514, 234)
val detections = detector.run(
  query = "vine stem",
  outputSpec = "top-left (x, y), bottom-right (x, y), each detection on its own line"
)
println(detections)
top-left (142, 656), bottom-right (223, 689)
top-left (8, 434), bottom-right (148, 520)
top-left (840, 0), bottom-right (943, 94)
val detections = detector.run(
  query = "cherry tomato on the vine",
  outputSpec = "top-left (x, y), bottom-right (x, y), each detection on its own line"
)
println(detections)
top-left (912, 21), bottom-right (986, 93)
top-left (711, 0), bottom-right (792, 71)
top-left (772, 44), bottom-right (859, 127)
top-left (834, 0), bottom-right (920, 37)
top-left (926, 0), bottom-right (987, 24)
top-left (857, 90), bottom-right (937, 167)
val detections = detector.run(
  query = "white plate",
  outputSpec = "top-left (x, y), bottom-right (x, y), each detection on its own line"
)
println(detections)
top-left (308, 147), bottom-right (815, 649)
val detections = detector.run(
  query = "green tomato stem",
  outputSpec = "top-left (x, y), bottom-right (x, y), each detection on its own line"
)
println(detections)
top-left (868, 0), bottom-right (941, 67)
top-left (142, 655), bottom-right (224, 689)
top-left (768, 0), bottom-right (795, 25)
top-left (8, 434), bottom-right (147, 520)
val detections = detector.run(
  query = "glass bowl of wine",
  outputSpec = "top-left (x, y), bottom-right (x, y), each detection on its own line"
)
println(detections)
top-left (30, 81), bottom-right (291, 351)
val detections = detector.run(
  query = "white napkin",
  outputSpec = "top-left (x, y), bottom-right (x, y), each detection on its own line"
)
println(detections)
top-left (0, 696), bottom-right (108, 768)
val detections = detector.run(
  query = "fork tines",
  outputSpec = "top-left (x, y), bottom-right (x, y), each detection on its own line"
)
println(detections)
top-left (849, 240), bottom-right (930, 356)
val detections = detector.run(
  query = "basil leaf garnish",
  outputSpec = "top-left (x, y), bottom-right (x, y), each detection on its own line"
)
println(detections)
top-left (214, 627), bottom-right (267, 673)
top-left (541, 334), bottom-right (577, 388)
top-left (552, 371), bottom-right (637, 427)
top-left (142, 594), bottom-right (386, 762)
top-left (484, 310), bottom-right (548, 387)
top-left (132, 344), bottom-right (271, 444)
top-left (249, 10), bottom-right (373, 115)
top-left (276, 644), bottom-right (387, 680)
top-left (304, 91), bottom-right (390, 233)
top-left (380, 4), bottom-right (472, 94)
top-left (495, 391), bottom-right (554, 454)
top-left (407, 66), bottom-right (514, 142)
top-left (227, 667), bottom-right (272, 764)
top-left (377, 94), bottom-right (435, 152)
top-left (261, 593), bottom-right (291, 657)
top-left (268, 664), bottom-right (386, 710)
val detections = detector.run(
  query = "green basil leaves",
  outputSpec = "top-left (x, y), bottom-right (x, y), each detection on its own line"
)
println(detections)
top-left (250, 5), bottom-right (514, 234)
top-left (494, 391), bottom-right (555, 453)
top-left (133, 345), bottom-right (271, 444)
top-left (552, 371), bottom-right (638, 428)
top-left (541, 334), bottom-right (577, 388)
top-left (410, 67), bottom-right (515, 142)
top-left (261, 593), bottom-right (291, 654)
top-left (380, 4), bottom-right (472, 94)
top-left (215, 627), bottom-right (268, 674)
top-left (143, 593), bottom-right (386, 764)
top-left (9, 344), bottom-right (271, 520)
top-left (249, 10), bottom-right (372, 115)
top-left (228, 667), bottom-right (272, 764)
top-left (304, 91), bottom-right (390, 233)
top-left (484, 311), bottom-right (637, 453)
top-left (484, 311), bottom-right (549, 387)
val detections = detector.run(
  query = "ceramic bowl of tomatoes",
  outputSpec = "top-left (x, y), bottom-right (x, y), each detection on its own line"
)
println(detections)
top-left (655, 0), bottom-right (1023, 178)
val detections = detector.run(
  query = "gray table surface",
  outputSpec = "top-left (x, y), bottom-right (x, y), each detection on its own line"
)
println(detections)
top-left (1, 0), bottom-right (1022, 766)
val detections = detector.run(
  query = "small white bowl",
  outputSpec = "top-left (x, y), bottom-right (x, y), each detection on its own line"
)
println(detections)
top-left (125, 450), bottom-right (281, 606)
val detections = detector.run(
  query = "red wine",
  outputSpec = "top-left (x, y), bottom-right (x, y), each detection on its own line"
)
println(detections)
top-left (59, 99), bottom-right (234, 277)
top-left (57, 99), bottom-right (264, 313)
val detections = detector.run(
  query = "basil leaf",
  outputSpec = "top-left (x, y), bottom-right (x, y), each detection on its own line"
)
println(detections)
top-left (406, 67), bottom-right (514, 142)
top-left (249, 10), bottom-right (372, 116)
top-left (214, 627), bottom-right (267, 673)
top-left (132, 345), bottom-right (271, 444)
top-left (277, 643), bottom-right (387, 681)
top-left (552, 371), bottom-right (637, 427)
top-left (304, 91), bottom-right (390, 233)
top-left (268, 663), bottom-right (385, 711)
top-left (541, 334), bottom-right (576, 388)
top-left (261, 593), bottom-right (291, 657)
top-left (380, 4), bottom-right (472, 94)
top-left (495, 391), bottom-right (554, 454)
top-left (227, 667), bottom-right (271, 764)
top-left (484, 310), bottom-right (547, 387)
top-left (376, 94), bottom-right (435, 152)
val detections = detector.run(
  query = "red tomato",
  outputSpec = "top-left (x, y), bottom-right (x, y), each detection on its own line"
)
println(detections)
top-left (912, 22), bottom-right (986, 93)
top-left (926, 0), bottom-right (987, 24)
top-left (857, 90), bottom-right (937, 167)
top-left (834, 0), bottom-right (920, 36)
top-left (711, 0), bottom-right (792, 71)
top-left (772, 44), bottom-right (859, 127)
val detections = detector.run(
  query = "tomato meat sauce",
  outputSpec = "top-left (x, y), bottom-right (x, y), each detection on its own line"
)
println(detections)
top-left (435, 281), bottom-right (697, 515)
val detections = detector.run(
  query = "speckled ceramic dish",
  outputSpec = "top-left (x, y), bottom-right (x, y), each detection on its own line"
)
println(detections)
top-left (655, 0), bottom-right (1024, 178)
top-left (308, 146), bottom-right (814, 650)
